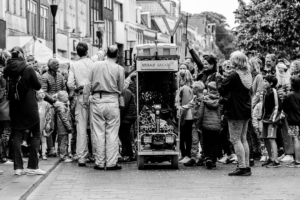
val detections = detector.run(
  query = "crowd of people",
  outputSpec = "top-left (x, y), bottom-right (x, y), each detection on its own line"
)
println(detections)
top-left (0, 43), bottom-right (136, 175)
top-left (0, 40), bottom-right (300, 177)
top-left (177, 42), bottom-right (300, 176)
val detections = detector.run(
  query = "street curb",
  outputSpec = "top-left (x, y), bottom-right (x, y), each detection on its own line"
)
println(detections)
top-left (20, 159), bottom-right (60, 200)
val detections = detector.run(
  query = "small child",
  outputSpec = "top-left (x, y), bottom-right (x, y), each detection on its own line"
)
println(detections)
top-left (53, 91), bottom-right (73, 162)
top-left (181, 81), bottom-right (205, 166)
top-left (252, 92), bottom-right (267, 162)
top-left (36, 89), bottom-right (53, 160)
top-left (198, 81), bottom-right (222, 169)
top-left (261, 75), bottom-right (281, 168)
top-left (283, 75), bottom-right (300, 167)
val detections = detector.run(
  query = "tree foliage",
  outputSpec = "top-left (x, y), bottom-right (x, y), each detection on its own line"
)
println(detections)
top-left (200, 12), bottom-right (236, 59)
top-left (234, 0), bottom-right (300, 59)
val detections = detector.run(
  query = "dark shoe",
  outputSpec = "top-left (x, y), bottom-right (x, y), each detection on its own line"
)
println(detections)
top-left (228, 168), bottom-right (251, 176)
top-left (196, 159), bottom-right (205, 166)
top-left (78, 163), bottom-right (86, 167)
top-left (266, 161), bottom-right (281, 168)
top-left (106, 165), bottom-right (122, 170)
top-left (250, 159), bottom-right (255, 167)
top-left (119, 156), bottom-right (136, 163)
top-left (246, 167), bottom-right (252, 175)
top-left (184, 159), bottom-right (196, 167)
top-left (206, 160), bottom-right (213, 169)
top-left (94, 165), bottom-right (105, 170)
top-left (262, 159), bottom-right (272, 167)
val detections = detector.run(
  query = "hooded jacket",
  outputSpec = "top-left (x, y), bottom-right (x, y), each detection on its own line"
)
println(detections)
top-left (217, 70), bottom-right (252, 120)
top-left (53, 101), bottom-right (73, 135)
top-left (4, 58), bottom-right (41, 130)
top-left (199, 92), bottom-right (221, 131)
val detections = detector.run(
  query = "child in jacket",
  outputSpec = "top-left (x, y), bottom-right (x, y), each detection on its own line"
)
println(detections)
top-left (282, 75), bottom-right (300, 167)
top-left (181, 81), bottom-right (205, 166)
top-left (198, 81), bottom-right (222, 169)
top-left (53, 91), bottom-right (73, 162)
top-left (261, 75), bottom-right (281, 168)
top-left (36, 89), bottom-right (53, 160)
top-left (119, 88), bottom-right (137, 162)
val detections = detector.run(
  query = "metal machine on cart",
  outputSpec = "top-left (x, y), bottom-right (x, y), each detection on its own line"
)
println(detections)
top-left (135, 43), bottom-right (180, 170)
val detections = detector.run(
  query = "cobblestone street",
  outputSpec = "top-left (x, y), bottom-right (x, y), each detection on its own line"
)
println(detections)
top-left (26, 161), bottom-right (300, 200)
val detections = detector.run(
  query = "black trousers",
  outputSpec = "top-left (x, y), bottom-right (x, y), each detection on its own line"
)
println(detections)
top-left (180, 120), bottom-right (193, 158)
top-left (218, 123), bottom-right (232, 158)
top-left (119, 122), bottom-right (133, 157)
top-left (246, 120), bottom-right (254, 160)
top-left (203, 129), bottom-right (219, 163)
top-left (13, 122), bottom-right (41, 170)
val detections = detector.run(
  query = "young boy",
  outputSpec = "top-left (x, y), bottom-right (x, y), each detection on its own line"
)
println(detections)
top-left (53, 91), bottom-right (73, 162)
top-left (36, 89), bottom-right (53, 160)
top-left (198, 81), bottom-right (222, 169)
top-left (181, 81), bottom-right (205, 166)
top-left (283, 75), bottom-right (300, 167)
top-left (261, 75), bottom-right (281, 168)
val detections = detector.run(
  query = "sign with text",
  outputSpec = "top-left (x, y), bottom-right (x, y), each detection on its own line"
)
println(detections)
top-left (137, 60), bottom-right (178, 71)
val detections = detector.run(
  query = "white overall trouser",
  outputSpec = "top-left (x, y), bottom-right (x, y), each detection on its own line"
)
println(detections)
top-left (90, 93), bottom-right (120, 167)
top-left (75, 94), bottom-right (89, 163)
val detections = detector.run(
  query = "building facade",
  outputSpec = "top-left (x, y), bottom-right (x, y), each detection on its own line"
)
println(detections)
top-left (0, 0), bottom-right (6, 49)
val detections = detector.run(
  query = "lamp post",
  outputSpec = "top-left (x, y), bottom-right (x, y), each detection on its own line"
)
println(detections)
top-left (48, 0), bottom-right (61, 58)
top-left (128, 40), bottom-right (136, 66)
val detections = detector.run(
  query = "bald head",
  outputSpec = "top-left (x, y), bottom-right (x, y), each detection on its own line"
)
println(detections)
top-left (107, 45), bottom-right (119, 59)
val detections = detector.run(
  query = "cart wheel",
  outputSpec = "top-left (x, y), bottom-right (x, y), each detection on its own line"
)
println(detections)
top-left (171, 155), bottom-right (179, 169)
top-left (137, 155), bottom-right (145, 170)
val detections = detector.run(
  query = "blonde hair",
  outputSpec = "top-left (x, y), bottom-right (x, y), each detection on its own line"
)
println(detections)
top-left (230, 51), bottom-right (249, 71)
top-left (193, 81), bottom-right (205, 92)
top-left (178, 69), bottom-right (194, 86)
top-left (248, 57), bottom-right (261, 73)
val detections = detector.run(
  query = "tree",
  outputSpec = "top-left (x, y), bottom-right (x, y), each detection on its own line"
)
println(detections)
top-left (234, 0), bottom-right (300, 59)
top-left (200, 12), bottom-right (237, 59)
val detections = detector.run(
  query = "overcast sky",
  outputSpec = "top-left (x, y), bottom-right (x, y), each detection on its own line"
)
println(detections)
top-left (180, 0), bottom-right (251, 28)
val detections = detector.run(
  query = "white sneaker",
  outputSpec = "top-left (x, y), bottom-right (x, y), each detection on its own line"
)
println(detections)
top-left (218, 156), bottom-right (228, 163)
top-left (26, 169), bottom-right (46, 175)
top-left (63, 158), bottom-right (73, 163)
top-left (278, 154), bottom-right (285, 161)
top-left (260, 155), bottom-right (268, 162)
top-left (15, 169), bottom-right (26, 176)
top-left (281, 155), bottom-right (294, 163)
top-left (179, 156), bottom-right (191, 164)
top-left (3, 160), bottom-right (13, 165)
top-left (228, 154), bottom-right (237, 161)
top-left (42, 155), bottom-right (47, 160)
top-left (0, 170), bottom-right (3, 175)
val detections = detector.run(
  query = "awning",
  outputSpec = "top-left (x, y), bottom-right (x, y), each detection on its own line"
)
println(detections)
top-left (22, 37), bottom-right (71, 65)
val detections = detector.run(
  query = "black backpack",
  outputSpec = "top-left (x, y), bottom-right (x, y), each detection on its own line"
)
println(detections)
top-left (7, 66), bottom-right (29, 101)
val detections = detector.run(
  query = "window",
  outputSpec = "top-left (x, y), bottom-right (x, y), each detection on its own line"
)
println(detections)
top-left (105, 0), bottom-right (112, 10)
top-left (28, 0), bottom-right (38, 36)
top-left (40, 6), bottom-right (49, 40)
top-left (6, 0), bottom-right (9, 11)
top-left (109, 21), bottom-right (112, 46)
top-left (114, 3), bottom-right (123, 22)
top-left (90, 0), bottom-right (102, 46)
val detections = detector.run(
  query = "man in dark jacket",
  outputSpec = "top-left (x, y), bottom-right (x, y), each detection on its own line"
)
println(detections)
top-left (4, 47), bottom-right (45, 175)
top-left (119, 86), bottom-right (137, 162)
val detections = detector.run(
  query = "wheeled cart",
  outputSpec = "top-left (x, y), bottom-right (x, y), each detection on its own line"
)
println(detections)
top-left (135, 43), bottom-right (180, 170)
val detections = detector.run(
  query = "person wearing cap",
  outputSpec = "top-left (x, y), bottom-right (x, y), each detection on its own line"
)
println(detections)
top-left (53, 91), bottom-right (73, 162)
top-left (198, 81), bottom-right (222, 169)
top-left (83, 45), bottom-right (125, 170)
top-left (3, 46), bottom-right (45, 175)
top-left (41, 58), bottom-right (66, 157)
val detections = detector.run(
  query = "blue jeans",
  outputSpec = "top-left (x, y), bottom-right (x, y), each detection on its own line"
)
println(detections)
top-left (13, 122), bottom-right (41, 170)
top-left (228, 119), bottom-right (250, 168)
